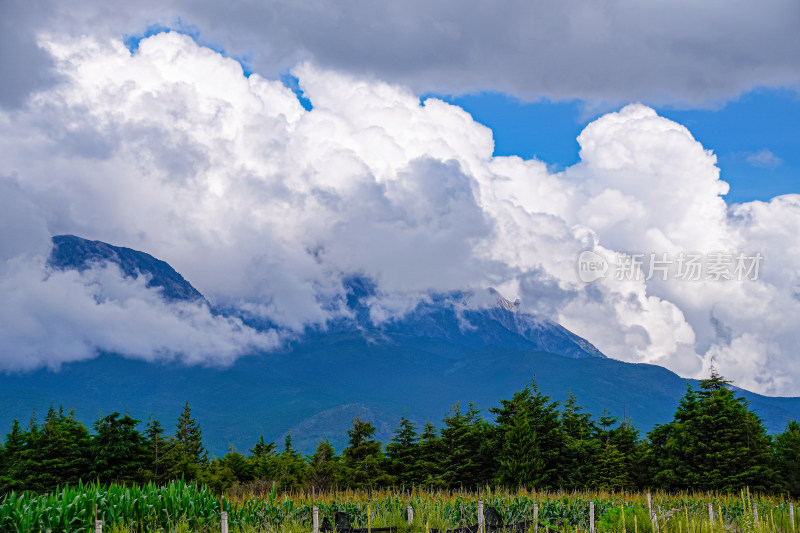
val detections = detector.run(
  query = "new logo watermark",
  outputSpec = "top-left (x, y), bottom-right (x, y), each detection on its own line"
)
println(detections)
top-left (577, 250), bottom-right (609, 283)
top-left (577, 251), bottom-right (763, 283)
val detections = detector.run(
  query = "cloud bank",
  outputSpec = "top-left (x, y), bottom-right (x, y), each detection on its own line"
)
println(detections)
top-left (1, 33), bottom-right (799, 394)
top-left (3, 0), bottom-right (800, 108)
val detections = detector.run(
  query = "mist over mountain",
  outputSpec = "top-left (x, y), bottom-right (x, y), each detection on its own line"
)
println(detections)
top-left (48, 235), bottom-right (205, 303)
top-left (1, 235), bottom-right (798, 455)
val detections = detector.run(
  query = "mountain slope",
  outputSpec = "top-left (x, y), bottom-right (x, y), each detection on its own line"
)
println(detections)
top-left (337, 276), bottom-right (605, 359)
top-left (48, 235), bottom-right (204, 302)
top-left (1, 235), bottom-right (797, 455)
top-left (1, 337), bottom-right (799, 455)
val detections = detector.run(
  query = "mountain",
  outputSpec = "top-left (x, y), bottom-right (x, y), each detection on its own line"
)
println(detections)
top-left (3, 339), bottom-right (800, 456)
top-left (333, 276), bottom-right (605, 359)
top-left (1, 235), bottom-right (798, 455)
top-left (48, 235), bottom-right (204, 303)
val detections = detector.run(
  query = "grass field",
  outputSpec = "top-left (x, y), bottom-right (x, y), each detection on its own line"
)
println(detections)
top-left (0, 482), bottom-right (796, 532)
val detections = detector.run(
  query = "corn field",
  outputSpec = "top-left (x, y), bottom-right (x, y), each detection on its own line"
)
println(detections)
top-left (0, 482), bottom-right (797, 533)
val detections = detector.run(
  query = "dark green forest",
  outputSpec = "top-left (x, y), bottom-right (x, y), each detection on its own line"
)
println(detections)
top-left (2, 371), bottom-right (800, 496)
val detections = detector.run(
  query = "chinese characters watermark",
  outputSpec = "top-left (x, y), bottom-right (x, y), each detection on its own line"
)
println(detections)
top-left (577, 250), bottom-right (763, 283)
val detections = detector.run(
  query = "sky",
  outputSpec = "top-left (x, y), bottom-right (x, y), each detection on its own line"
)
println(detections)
top-left (1, 0), bottom-right (799, 395)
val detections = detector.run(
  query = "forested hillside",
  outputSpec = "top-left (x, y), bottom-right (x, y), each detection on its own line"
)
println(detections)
top-left (2, 371), bottom-right (799, 496)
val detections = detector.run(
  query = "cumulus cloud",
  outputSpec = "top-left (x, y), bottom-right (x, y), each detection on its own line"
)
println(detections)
top-left (2, 0), bottom-right (800, 108)
top-left (1, 33), bottom-right (800, 395)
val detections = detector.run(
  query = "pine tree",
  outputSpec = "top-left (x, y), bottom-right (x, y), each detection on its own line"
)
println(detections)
top-left (144, 416), bottom-right (166, 483)
top-left (649, 384), bottom-right (699, 490)
top-left (275, 433), bottom-right (306, 491)
top-left (0, 420), bottom-right (26, 493)
top-left (598, 418), bottom-right (643, 488)
top-left (439, 402), bottom-right (491, 488)
top-left (598, 410), bottom-right (618, 433)
top-left (164, 402), bottom-right (208, 480)
top-left (385, 416), bottom-right (420, 486)
top-left (650, 371), bottom-right (775, 492)
top-left (307, 439), bottom-right (339, 491)
top-left (91, 412), bottom-right (147, 484)
top-left (492, 380), bottom-right (562, 489)
top-left (339, 417), bottom-right (392, 489)
top-left (250, 434), bottom-right (276, 459)
top-left (220, 446), bottom-right (254, 483)
top-left (594, 441), bottom-right (629, 490)
top-left (774, 421), bottom-right (800, 496)
top-left (249, 434), bottom-right (279, 481)
top-left (499, 397), bottom-right (542, 488)
top-left (558, 392), bottom-right (599, 488)
top-left (18, 407), bottom-right (91, 492)
top-left (414, 421), bottom-right (446, 488)
top-left (204, 457), bottom-right (237, 494)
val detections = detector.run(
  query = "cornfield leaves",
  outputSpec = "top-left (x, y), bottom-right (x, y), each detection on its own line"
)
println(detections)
top-left (0, 483), bottom-right (797, 532)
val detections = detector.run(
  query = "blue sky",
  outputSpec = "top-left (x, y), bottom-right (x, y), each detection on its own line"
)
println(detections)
top-left (440, 89), bottom-right (800, 205)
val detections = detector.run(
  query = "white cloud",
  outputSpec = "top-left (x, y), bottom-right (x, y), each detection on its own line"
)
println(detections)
top-left (0, 255), bottom-right (279, 372)
top-left (746, 149), bottom-right (782, 169)
top-left (1, 33), bottom-right (800, 395)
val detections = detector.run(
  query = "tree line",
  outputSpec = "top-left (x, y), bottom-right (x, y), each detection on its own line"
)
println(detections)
top-left (2, 370), bottom-right (800, 496)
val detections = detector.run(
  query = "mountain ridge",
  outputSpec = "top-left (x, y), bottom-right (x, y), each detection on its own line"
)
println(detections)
top-left (1, 235), bottom-right (797, 455)
top-left (48, 234), bottom-right (205, 303)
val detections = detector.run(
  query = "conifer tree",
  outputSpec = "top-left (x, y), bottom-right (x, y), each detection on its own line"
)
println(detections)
top-left (499, 397), bottom-right (541, 487)
top-left (439, 402), bottom-right (491, 488)
top-left (594, 441), bottom-right (629, 490)
top-left (220, 445), bottom-right (254, 483)
top-left (610, 419), bottom-right (648, 488)
top-left (14, 407), bottom-right (91, 492)
top-left (307, 439), bottom-right (338, 491)
top-left (774, 421), bottom-right (800, 496)
top-left (415, 421), bottom-right (446, 488)
top-left (339, 417), bottom-right (392, 488)
top-left (492, 380), bottom-right (562, 489)
top-left (91, 412), bottom-right (147, 484)
top-left (144, 416), bottom-right (166, 483)
top-left (650, 370), bottom-right (775, 491)
top-left (204, 456), bottom-right (238, 494)
top-left (0, 420), bottom-right (25, 493)
top-left (249, 434), bottom-right (279, 480)
top-left (250, 434), bottom-right (276, 459)
top-left (385, 416), bottom-right (420, 486)
top-left (164, 402), bottom-right (208, 480)
top-left (649, 384), bottom-right (699, 490)
top-left (275, 433), bottom-right (306, 491)
top-left (558, 392), bottom-right (599, 488)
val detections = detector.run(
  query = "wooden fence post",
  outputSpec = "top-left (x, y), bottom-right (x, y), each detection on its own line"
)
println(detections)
top-left (477, 500), bottom-right (484, 533)
top-left (407, 505), bottom-right (414, 525)
top-left (708, 503), bottom-right (714, 525)
top-left (590, 501), bottom-right (595, 533)
top-left (534, 503), bottom-right (539, 533)
top-left (753, 502), bottom-right (759, 528)
top-left (94, 520), bottom-right (102, 533)
top-left (221, 511), bottom-right (229, 533)
top-left (790, 502), bottom-right (795, 532)
top-left (313, 506), bottom-right (319, 533)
